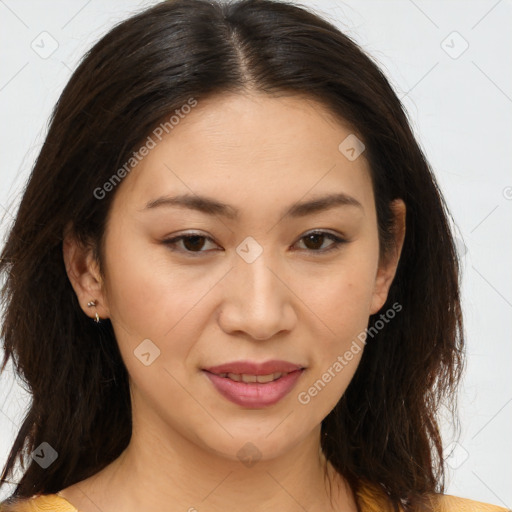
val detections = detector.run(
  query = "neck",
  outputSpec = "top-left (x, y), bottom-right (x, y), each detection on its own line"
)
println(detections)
top-left (60, 395), bottom-right (357, 512)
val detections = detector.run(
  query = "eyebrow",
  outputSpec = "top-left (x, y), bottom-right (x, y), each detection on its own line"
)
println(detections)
top-left (143, 192), bottom-right (363, 220)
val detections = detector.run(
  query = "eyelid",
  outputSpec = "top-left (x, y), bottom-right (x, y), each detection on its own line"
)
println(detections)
top-left (162, 231), bottom-right (220, 256)
top-left (293, 229), bottom-right (347, 254)
top-left (161, 229), bottom-right (348, 256)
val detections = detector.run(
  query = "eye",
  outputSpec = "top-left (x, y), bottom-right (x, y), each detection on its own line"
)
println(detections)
top-left (162, 233), bottom-right (220, 256)
top-left (162, 230), bottom-right (347, 256)
top-left (293, 230), bottom-right (347, 254)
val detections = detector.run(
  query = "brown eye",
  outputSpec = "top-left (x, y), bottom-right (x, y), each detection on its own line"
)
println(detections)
top-left (294, 231), bottom-right (347, 253)
top-left (162, 230), bottom-right (347, 257)
top-left (181, 235), bottom-right (207, 252)
top-left (163, 234), bottom-right (219, 255)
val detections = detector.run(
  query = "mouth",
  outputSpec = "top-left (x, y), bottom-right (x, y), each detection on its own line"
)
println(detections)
top-left (211, 371), bottom-right (294, 383)
top-left (203, 359), bottom-right (304, 376)
top-left (201, 360), bottom-right (306, 408)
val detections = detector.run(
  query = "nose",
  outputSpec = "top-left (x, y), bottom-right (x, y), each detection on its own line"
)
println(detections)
top-left (217, 251), bottom-right (297, 341)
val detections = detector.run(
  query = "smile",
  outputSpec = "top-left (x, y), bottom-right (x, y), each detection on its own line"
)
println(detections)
top-left (203, 368), bottom-right (305, 408)
top-left (215, 372), bottom-right (290, 383)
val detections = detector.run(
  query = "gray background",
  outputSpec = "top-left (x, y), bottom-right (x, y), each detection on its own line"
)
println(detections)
top-left (1, 0), bottom-right (511, 507)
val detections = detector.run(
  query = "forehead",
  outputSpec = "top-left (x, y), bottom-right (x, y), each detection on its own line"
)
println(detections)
top-left (111, 92), bottom-right (374, 217)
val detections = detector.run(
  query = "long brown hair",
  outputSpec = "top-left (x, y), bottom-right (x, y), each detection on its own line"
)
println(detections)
top-left (0, 1), bottom-right (464, 510)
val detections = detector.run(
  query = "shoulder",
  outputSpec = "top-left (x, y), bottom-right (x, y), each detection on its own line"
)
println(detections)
top-left (0, 494), bottom-right (78, 512)
top-left (428, 493), bottom-right (510, 512)
top-left (356, 482), bottom-right (510, 512)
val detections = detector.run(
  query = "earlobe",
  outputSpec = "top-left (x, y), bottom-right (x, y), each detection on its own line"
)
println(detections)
top-left (370, 199), bottom-right (406, 315)
top-left (62, 233), bottom-right (109, 321)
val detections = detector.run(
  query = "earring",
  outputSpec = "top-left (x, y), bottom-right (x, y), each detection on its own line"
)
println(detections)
top-left (87, 300), bottom-right (101, 323)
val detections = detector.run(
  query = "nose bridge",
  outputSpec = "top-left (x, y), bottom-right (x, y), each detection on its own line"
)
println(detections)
top-left (219, 236), bottom-right (295, 339)
top-left (238, 251), bottom-right (278, 301)
top-left (234, 234), bottom-right (274, 285)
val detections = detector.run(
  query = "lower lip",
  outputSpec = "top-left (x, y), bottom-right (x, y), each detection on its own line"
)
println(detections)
top-left (203, 369), bottom-right (305, 408)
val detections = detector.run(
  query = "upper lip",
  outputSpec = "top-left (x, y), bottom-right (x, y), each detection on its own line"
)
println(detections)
top-left (203, 360), bottom-right (305, 375)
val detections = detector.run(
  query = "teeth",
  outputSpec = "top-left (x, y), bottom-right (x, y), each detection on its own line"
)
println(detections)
top-left (220, 372), bottom-right (287, 383)
top-left (255, 373), bottom-right (279, 383)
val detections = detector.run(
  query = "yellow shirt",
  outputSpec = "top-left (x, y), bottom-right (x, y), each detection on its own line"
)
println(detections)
top-left (0, 484), bottom-right (509, 511)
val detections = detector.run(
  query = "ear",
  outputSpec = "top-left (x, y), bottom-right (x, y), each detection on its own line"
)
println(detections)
top-left (369, 199), bottom-right (406, 315)
top-left (62, 229), bottom-right (110, 321)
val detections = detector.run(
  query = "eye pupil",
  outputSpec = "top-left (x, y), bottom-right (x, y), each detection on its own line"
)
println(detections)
top-left (304, 233), bottom-right (324, 250)
top-left (183, 235), bottom-right (205, 251)
top-left (165, 231), bottom-right (342, 256)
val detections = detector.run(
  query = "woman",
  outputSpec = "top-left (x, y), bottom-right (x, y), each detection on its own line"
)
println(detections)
top-left (0, 1), bottom-right (507, 511)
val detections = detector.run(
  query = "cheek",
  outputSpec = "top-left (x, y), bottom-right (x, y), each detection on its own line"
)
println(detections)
top-left (293, 250), bottom-right (377, 403)
top-left (294, 278), bottom-right (369, 416)
top-left (298, 254), bottom-right (378, 341)
top-left (102, 225), bottom-right (228, 371)
top-left (101, 225), bottom-right (185, 345)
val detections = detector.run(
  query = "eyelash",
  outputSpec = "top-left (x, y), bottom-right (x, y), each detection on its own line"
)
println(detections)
top-left (162, 230), bottom-right (347, 257)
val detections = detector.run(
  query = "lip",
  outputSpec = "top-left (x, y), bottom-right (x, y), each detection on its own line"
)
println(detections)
top-left (203, 368), bottom-right (305, 408)
top-left (203, 359), bottom-right (304, 375)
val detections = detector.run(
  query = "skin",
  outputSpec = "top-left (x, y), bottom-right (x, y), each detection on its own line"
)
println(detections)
top-left (62, 91), bottom-right (406, 512)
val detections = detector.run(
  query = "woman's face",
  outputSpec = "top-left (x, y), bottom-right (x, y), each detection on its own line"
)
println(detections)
top-left (73, 92), bottom-right (405, 462)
